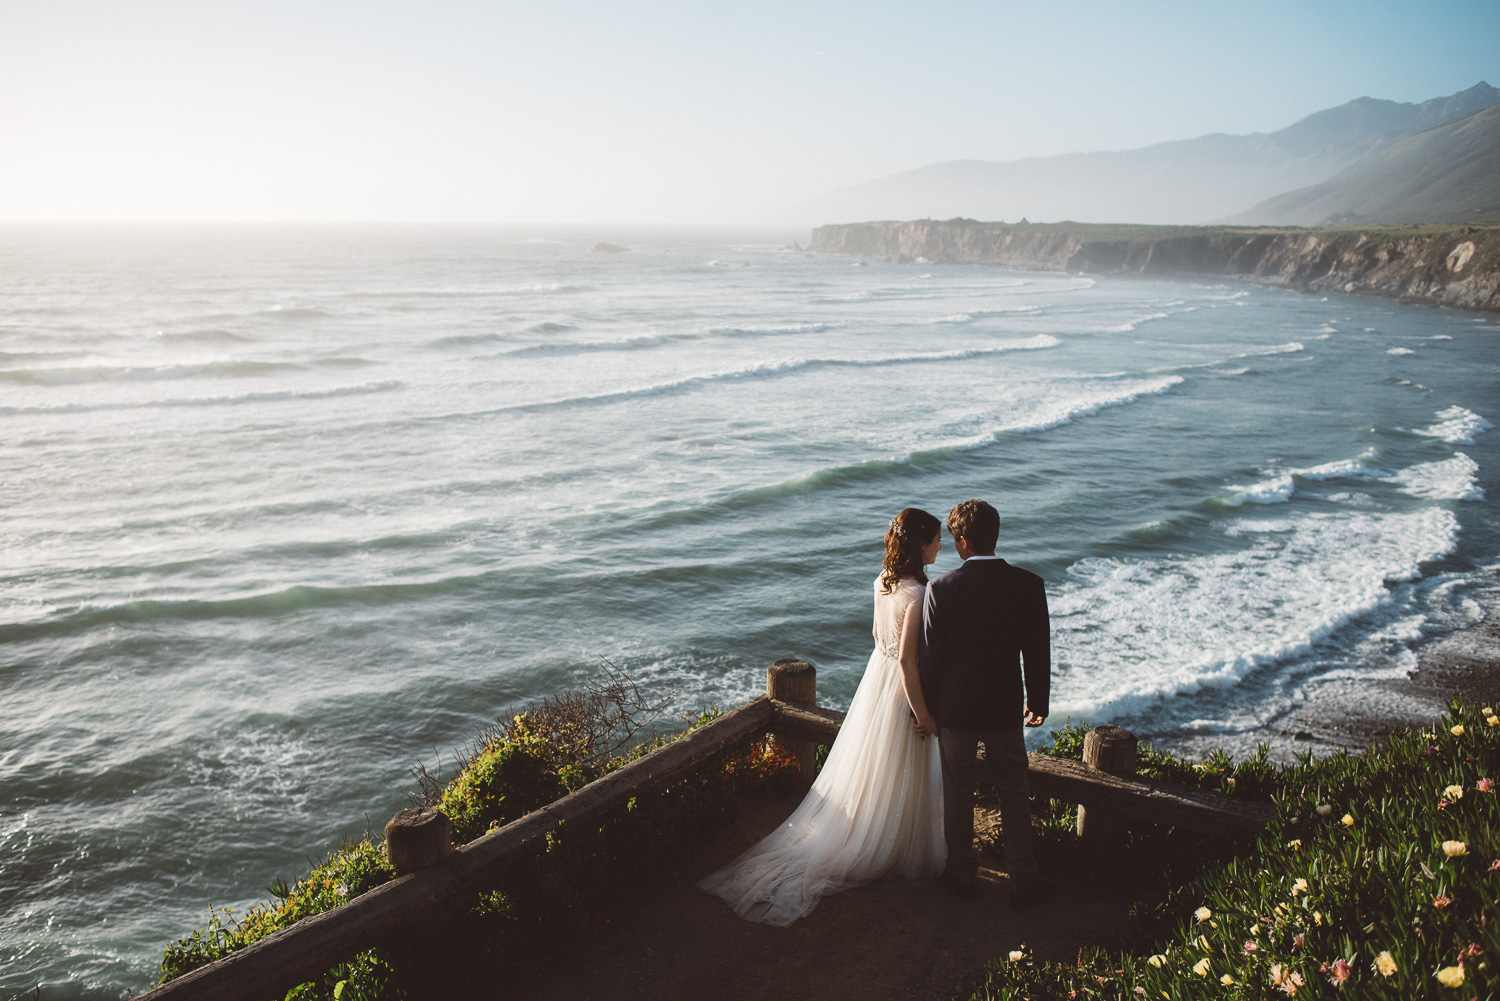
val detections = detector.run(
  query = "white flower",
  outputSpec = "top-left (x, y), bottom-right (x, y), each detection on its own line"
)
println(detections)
top-left (1008, 950), bottom-right (1024, 962)
top-left (1193, 957), bottom-right (1211, 977)
top-left (1436, 965), bottom-right (1465, 988)
top-left (1444, 840), bottom-right (1469, 857)
top-left (1372, 951), bottom-right (1397, 977)
top-left (1194, 905), bottom-right (1212, 922)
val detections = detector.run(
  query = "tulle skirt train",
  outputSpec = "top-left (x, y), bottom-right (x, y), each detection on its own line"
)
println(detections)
top-left (697, 646), bottom-right (944, 926)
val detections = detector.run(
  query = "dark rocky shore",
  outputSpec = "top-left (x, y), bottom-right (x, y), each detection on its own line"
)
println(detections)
top-left (811, 219), bottom-right (1500, 313)
top-left (1262, 572), bottom-right (1500, 755)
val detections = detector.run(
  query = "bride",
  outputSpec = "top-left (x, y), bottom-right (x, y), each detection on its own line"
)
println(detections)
top-left (698, 507), bottom-right (945, 925)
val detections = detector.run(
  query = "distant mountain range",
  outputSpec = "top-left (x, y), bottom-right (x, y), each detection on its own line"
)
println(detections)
top-left (1227, 101), bottom-right (1500, 225)
top-left (794, 82), bottom-right (1498, 226)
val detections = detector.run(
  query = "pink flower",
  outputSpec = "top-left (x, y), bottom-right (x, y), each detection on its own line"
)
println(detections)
top-left (1244, 939), bottom-right (1259, 955)
top-left (1293, 932), bottom-right (1306, 949)
top-left (1479, 778), bottom-right (1495, 793)
top-left (1327, 958), bottom-right (1353, 986)
top-left (1489, 858), bottom-right (1500, 872)
top-left (1434, 894), bottom-right (1452, 909)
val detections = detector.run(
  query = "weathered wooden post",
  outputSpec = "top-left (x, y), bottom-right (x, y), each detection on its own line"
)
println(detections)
top-left (1076, 725), bottom-right (1138, 847)
top-left (767, 658), bottom-right (817, 786)
top-left (384, 807), bottom-right (453, 875)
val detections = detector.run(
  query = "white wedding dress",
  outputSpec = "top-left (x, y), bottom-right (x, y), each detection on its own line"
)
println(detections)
top-left (698, 576), bottom-right (944, 926)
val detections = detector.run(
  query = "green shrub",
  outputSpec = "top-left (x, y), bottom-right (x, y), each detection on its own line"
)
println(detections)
top-left (159, 837), bottom-right (398, 998)
top-left (437, 714), bottom-right (566, 843)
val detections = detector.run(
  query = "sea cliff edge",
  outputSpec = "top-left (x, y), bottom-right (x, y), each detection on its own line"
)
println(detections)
top-left (810, 219), bottom-right (1500, 313)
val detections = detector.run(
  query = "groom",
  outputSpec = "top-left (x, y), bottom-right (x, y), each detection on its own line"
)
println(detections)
top-left (920, 499), bottom-right (1052, 905)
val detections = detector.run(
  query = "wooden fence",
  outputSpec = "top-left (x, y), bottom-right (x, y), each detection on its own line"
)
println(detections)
top-left (139, 659), bottom-right (1271, 1001)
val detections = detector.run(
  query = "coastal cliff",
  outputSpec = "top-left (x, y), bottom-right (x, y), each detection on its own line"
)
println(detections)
top-left (810, 220), bottom-right (1500, 312)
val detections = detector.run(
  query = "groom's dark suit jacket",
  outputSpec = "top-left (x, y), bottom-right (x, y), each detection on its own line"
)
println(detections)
top-left (920, 558), bottom-right (1050, 731)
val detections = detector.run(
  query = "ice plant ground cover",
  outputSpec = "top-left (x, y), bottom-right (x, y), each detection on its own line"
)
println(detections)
top-left (966, 702), bottom-right (1500, 999)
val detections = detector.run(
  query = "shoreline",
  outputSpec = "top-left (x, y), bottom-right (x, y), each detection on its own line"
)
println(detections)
top-left (809, 219), bottom-right (1500, 314)
top-left (1202, 572), bottom-right (1500, 759)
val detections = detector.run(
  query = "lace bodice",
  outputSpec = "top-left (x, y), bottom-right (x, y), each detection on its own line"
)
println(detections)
top-left (873, 576), bottom-right (924, 659)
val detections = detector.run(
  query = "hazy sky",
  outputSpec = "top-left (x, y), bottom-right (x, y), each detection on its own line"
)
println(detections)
top-left (3, 0), bottom-right (1497, 224)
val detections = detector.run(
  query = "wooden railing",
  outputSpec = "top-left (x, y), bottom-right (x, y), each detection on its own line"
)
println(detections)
top-left (140, 659), bottom-right (1271, 1000)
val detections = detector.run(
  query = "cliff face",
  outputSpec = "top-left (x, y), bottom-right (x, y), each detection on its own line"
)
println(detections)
top-left (810, 221), bottom-right (1500, 313)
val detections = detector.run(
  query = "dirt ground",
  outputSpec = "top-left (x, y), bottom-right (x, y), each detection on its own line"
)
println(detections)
top-left (511, 788), bottom-right (1136, 1001)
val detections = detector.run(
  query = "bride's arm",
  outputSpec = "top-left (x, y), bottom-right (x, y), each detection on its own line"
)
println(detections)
top-left (898, 601), bottom-right (938, 737)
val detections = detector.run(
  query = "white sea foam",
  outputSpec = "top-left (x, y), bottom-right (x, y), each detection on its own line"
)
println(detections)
top-left (1049, 507), bottom-right (1461, 719)
top-left (988, 374), bottom-right (1183, 436)
top-left (1223, 456), bottom-right (1374, 506)
top-left (510, 337), bottom-right (1066, 412)
top-left (1415, 405), bottom-right (1492, 444)
top-left (708, 322), bottom-right (835, 336)
top-left (1387, 347), bottom-right (1415, 356)
top-left (1099, 311), bottom-right (1171, 333)
top-left (504, 334), bottom-right (668, 356)
top-left (1388, 453), bottom-right (1484, 501)
top-left (0, 380), bottom-right (406, 415)
top-left (1299, 457), bottom-right (1373, 480)
top-left (1430, 335), bottom-right (1454, 341)
top-left (1235, 341), bottom-right (1304, 359)
top-left (1227, 475), bottom-right (1296, 505)
top-left (927, 305), bottom-right (1043, 324)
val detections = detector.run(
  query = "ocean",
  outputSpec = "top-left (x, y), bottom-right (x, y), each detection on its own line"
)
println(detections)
top-left (2, 224), bottom-right (1496, 997)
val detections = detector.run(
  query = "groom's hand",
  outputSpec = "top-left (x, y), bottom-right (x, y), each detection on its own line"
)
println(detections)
top-left (1023, 708), bottom-right (1045, 728)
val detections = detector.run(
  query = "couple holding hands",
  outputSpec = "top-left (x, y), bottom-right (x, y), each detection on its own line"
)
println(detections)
top-left (700, 499), bottom-right (1053, 926)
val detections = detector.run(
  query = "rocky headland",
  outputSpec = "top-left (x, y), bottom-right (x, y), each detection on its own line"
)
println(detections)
top-left (810, 219), bottom-right (1500, 312)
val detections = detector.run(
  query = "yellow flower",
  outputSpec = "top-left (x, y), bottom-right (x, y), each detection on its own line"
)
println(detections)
top-left (1250, 924), bottom-right (1260, 935)
top-left (1435, 965), bottom-right (1465, 988)
top-left (1291, 877), bottom-right (1309, 896)
top-left (1483, 707), bottom-right (1494, 717)
top-left (1444, 840), bottom-right (1468, 857)
top-left (1195, 935), bottom-right (1211, 949)
top-left (1490, 716), bottom-right (1499, 728)
top-left (1220, 974), bottom-right (1235, 985)
top-left (1289, 839), bottom-right (1302, 850)
top-left (1341, 813), bottom-right (1354, 826)
top-left (1313, 911), bottom-right (1324, 926)
top-left (1147, 954), bottom-right (1167, 968)
top-left (1372, 951), bottom-right (1397, 977)
top-left (1008, 950), bottom-right (1024, 962)
top-left (1193, 958), bottom-right (1211, 977)
top-left (1444, 784), bottom-right (1465, 801)
top-left (1195, 906), bottom-right (1212, 922)
top-left (1452, 724), bottom-right (1466, 736)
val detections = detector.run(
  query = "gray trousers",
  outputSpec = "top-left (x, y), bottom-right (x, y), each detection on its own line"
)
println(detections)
top-left (938, 726), bottom-right (1039, 882)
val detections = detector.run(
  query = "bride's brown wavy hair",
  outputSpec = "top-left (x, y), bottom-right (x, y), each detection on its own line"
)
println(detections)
top-left (880, 507), bottom-right (941, 593)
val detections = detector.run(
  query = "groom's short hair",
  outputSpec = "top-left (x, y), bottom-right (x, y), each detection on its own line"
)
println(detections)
top-left (947, 499), bottom-right (999, 553)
